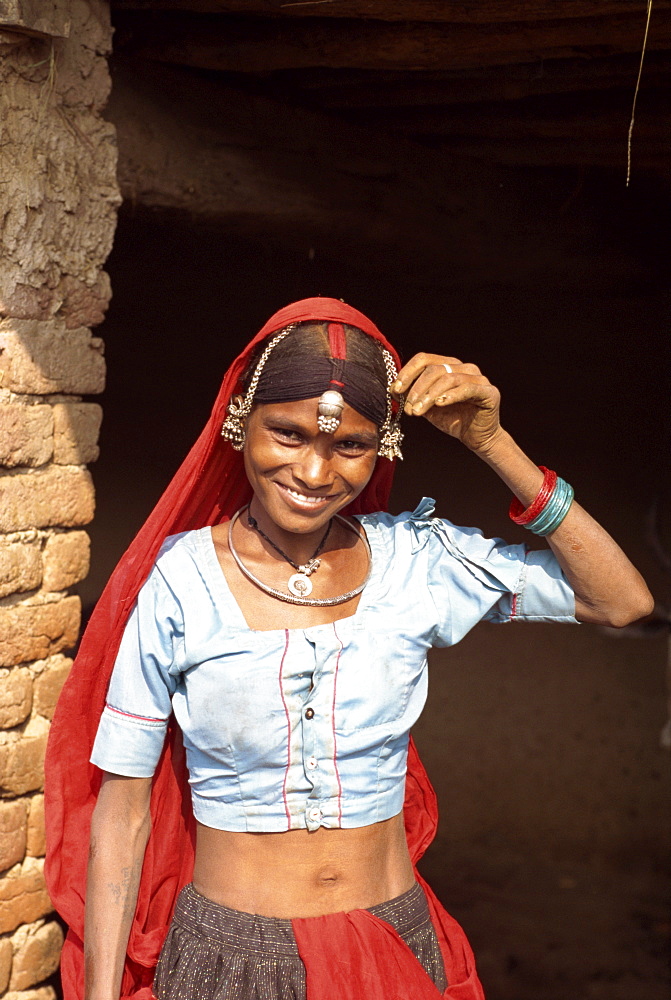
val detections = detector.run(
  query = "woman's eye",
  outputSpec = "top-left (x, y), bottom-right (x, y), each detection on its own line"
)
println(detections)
top-left (273, 427), bottom-right (302, 442)
top-left (338, 440), bottom-right (368, 454)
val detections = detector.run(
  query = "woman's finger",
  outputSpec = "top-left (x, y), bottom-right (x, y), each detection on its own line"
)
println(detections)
top-left (403, 365), bottom-right (453, 410)
top-left (457, 362), bottom-right (482, 377)
top-left (402, 362), bottom-right (471, 408)
top-left (438, 379), bottom-right (496, 409)
top-left (407, 374), bottom-right (493, 416)
top-left (393, 354), bottom-right (462, 394)
top-left (405, 370), bottom-right (490, 415)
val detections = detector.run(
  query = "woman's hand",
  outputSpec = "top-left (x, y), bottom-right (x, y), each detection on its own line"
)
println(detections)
top-left (393, 353), bottom-right (502, 454)
top-left (392, 355), bottom-right (653, 627)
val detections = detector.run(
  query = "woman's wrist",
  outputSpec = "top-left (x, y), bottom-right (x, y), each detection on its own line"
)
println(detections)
top-left (471, 427), bottom-right (530, 475)
top-left (473, 429), bottom-right (547, 508)
top-left (468, 425), bottom-right (509, 460)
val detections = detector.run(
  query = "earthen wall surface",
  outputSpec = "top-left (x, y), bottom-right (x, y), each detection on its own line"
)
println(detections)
top-left (0, 1), bottom-right (119, 992)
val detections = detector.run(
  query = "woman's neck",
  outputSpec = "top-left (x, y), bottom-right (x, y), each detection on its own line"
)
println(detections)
top-left (246, 500), bottom-right (332, 567)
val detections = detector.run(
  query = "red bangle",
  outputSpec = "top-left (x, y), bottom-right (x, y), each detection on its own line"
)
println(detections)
top-left (509, 466), bottom-right (557, 525)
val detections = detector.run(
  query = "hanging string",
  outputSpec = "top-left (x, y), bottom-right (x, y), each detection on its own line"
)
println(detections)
top-left (626, 0), bottom-right (654, 187)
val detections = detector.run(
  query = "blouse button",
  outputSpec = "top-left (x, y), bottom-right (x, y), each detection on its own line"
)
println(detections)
top-left (305, 708), bottom-right (315, 719)
top-left (309, 807), bottom-right (322, 821)
top-left (306, 757), bottom-right (317, 770)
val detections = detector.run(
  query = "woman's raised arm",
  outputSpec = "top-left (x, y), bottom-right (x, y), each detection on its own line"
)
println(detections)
top-left (85, 773), bottom-right (152, 1000)
top-left (393, 353), bottom-right (653, 628)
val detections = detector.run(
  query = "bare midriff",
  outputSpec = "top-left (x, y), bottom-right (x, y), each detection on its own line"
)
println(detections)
top-left (192, 812), bottom-right (415, 919)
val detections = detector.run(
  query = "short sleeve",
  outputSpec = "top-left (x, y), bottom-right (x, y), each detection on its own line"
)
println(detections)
top-left (90, 553), bottom-right (184, 777)
top-left (482, 547), bottom-right (577, 625)
top-left (400, 498), bottom-right (577, 647)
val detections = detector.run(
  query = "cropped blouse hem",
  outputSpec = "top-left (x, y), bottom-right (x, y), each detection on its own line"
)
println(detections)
top-left (190, 782), bottom-right (406, 833)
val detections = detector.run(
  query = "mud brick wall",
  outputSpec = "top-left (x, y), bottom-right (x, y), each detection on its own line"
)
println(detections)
top-left (0, 2), bottom-right (119, 995)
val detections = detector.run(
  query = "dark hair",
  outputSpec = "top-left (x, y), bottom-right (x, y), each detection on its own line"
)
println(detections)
top-left (241, 321), bottom-right (389, 426)
top-left (243, 322), bottom-right (387, 388)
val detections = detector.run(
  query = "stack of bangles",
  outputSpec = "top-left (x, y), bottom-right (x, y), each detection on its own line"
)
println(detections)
top-left (509, 466), bottom-right (575, 536)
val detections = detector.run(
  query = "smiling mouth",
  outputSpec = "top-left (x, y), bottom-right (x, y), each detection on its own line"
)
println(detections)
top-left (276, 483), bottom-right (338, 506)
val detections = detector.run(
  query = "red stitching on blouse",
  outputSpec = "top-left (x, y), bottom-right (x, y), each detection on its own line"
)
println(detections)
top-left (331, 623), bottom-right (344, 825)
top-left (105, 703), bottom-right (163, 724)
top-left (278, 630), bottom-right (292, 830)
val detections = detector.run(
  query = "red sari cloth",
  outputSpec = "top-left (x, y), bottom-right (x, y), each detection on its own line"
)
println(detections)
top-left (44, 298), bottom-right (484, 1000)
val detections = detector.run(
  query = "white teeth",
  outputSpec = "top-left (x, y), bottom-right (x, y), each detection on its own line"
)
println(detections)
top-left (284, 486), bottom-right (329, 504)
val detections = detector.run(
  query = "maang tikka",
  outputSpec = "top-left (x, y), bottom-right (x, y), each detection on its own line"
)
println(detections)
top-left (221, 323), bottom-right (404, 460)
top-left (317, 390), bottom-right (345, 434)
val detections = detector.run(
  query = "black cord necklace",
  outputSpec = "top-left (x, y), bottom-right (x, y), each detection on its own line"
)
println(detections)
top-left (246, 508), bottom-right (332, 598)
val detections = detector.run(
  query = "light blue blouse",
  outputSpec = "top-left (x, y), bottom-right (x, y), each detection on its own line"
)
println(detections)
top-left (90, 498), bottom-right (577, 833)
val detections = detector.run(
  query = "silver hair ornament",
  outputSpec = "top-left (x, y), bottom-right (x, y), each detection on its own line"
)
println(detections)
top-left (220, 324), bottom-right (297, 450)
top-left (377, 348), bottom-right (404, 461)
top-left (317, 389), bottom-right (345, 434)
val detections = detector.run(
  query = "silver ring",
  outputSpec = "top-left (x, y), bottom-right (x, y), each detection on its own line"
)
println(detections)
top-left (443, 363), bottom-right (453, 374)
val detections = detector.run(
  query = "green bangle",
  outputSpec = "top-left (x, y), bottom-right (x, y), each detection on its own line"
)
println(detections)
top-left (526, 477), bottom-right (574, 536)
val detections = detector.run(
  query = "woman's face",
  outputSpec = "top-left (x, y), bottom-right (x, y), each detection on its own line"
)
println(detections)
top-left (243, 397), bottom-right (379, 534)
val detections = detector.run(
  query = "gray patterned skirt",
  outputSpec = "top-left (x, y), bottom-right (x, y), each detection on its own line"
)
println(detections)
top-left (153, 882), bottom-right (447, 999)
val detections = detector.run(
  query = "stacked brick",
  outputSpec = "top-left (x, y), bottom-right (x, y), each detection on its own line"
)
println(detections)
top-left (0, 2), bottom-right (119, 995)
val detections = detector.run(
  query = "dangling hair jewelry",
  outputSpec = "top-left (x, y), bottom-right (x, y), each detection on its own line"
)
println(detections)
top-left (317, 389), bottom-right (345, 433)
top-left (220, 324), bottom-right (297, 449)
top-left (377, 348), bottom-right (404, 461)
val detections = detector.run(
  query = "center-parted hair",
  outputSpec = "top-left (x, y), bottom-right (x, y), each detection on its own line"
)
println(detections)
top-left (242, 322), bottom-right (389, 428)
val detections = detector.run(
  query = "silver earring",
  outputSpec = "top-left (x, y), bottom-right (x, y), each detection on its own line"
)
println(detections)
top-left (221, 324), bottom-right (297, 449)
top-left (220, 395), bottom-right (247, 450)
top-left (377, 348), bottom-right (404, 461)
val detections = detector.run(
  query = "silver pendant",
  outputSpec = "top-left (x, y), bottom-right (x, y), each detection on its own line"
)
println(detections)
top-left (228, 510), bottom-right (372, 607)
top-left (288, 573), bottom-right (313, 597)
top-left (299, 558), bottom-right (320, 576)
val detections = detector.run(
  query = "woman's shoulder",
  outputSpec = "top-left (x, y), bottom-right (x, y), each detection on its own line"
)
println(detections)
top-left (354, 498), bottom-right (447, 561)
top-left (357, 499), bottom-right (519, 565)
top-left (355, 497), bottom-right (439, 534)
top-left (150, 527), bottom-right (212, 583)
top-left (157, 526), bottom-right (206, 555)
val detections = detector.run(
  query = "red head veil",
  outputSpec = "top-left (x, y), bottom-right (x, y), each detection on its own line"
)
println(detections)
top-left (45, 299), bottom-right (479, 1000)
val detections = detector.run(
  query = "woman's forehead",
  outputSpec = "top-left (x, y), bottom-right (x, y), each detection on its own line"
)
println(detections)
top-left (254, 397), bottom-right (378, 433)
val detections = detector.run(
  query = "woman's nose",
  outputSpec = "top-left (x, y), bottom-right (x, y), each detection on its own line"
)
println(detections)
top-left (294, 449), bottom-right (333, 489)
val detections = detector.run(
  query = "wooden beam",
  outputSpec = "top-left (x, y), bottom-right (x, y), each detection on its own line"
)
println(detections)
top-left (283, 53), bottom-right (671, 109)
top-left (107, 61), bottom-right (631, 286)
top-left (113, 11), bottom-right (671, 74)
top-left (0, 0), bottom-right (70, 36)
top-left (110, 1), bottom-right (671, 25)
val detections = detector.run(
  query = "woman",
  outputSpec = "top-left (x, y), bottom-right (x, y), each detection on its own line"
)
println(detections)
top-left (45, 298), bottom-right (652, 1000)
